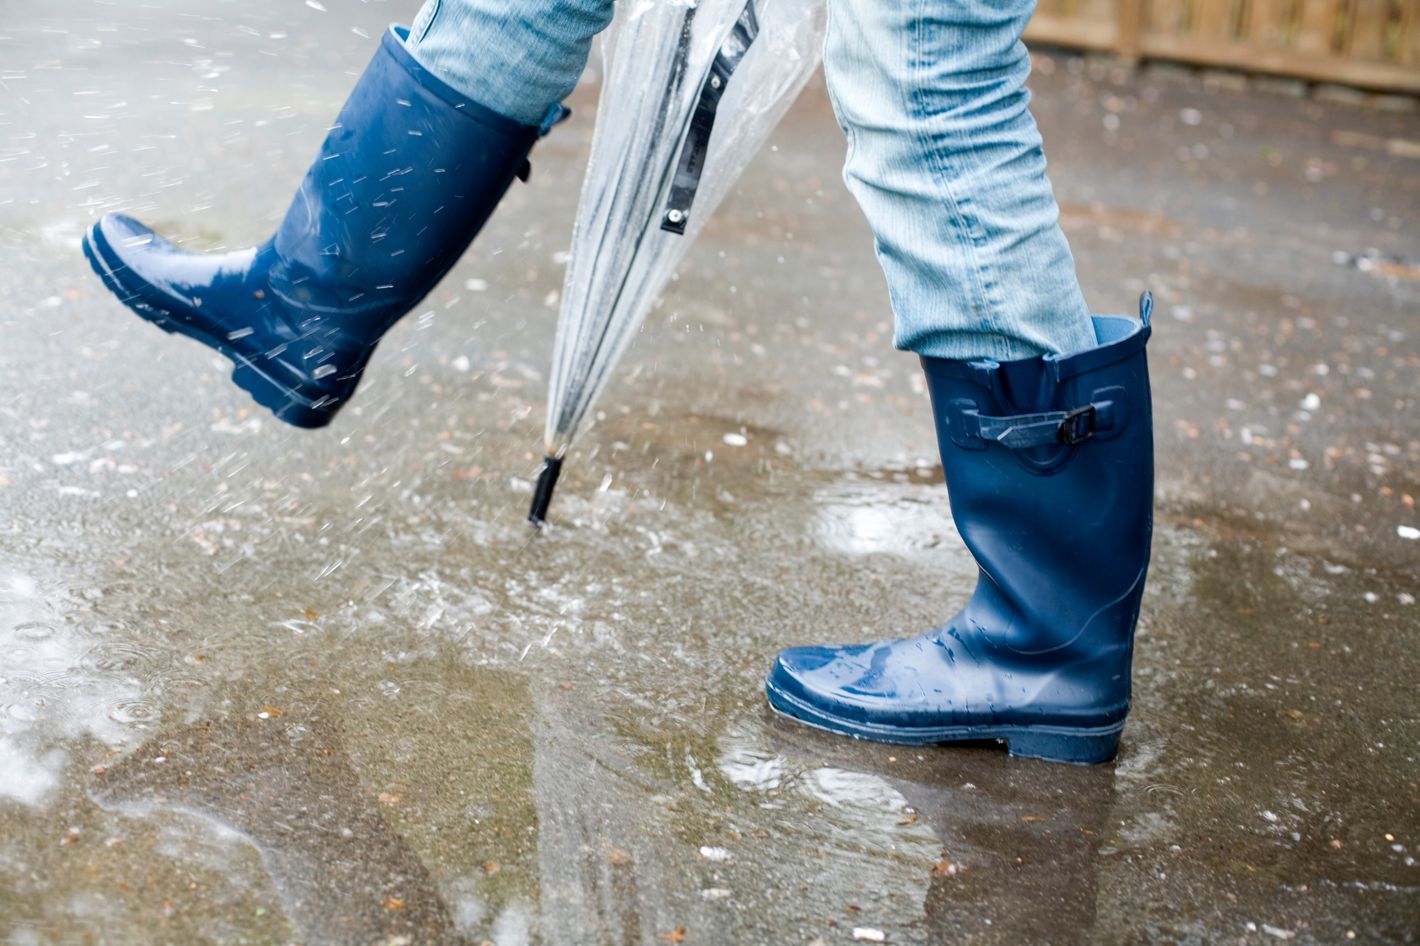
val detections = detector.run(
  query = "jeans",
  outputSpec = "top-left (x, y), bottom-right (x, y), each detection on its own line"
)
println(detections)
top-left (404, 0), bottom-right (1095, 360)
top-left (406, 0), bottom-right (613, 128)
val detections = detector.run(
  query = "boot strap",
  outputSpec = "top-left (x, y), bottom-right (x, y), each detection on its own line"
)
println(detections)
top-left (961, 399), bottom-right (1119, 450)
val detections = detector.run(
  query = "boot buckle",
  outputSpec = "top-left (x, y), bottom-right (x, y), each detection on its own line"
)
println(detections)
top-left (1057, 405), bottom-right (1096, 446)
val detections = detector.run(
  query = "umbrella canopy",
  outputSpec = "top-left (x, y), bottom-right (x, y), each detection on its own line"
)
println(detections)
top-left (530, 0), bottom-right (827, 523)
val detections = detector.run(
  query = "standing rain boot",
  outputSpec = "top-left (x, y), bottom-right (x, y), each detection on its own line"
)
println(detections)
top-left (766, 294), bottom-right (1156, 764)
top-left (82, 26), bottom-right (545, 428)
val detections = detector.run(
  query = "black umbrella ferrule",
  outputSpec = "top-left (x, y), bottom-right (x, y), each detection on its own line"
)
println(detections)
top-left (660, 0), bottom-right (760, 235)
top-left (528, 454), bottom-right (564, 525)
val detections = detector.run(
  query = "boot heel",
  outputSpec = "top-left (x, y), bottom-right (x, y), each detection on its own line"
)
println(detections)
top-left (229, 363), bottom-right (337, 430)
top-left (1005, 726), bottom-right (1122, 765)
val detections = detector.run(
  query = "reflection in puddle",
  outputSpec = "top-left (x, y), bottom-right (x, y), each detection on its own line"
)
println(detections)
top-left (810, 477), bottom-right (964, 559)
top-left (715, 722), bottom-right (941, 934)
top-left (716, 733), bottom-right (786, 794)
top-left (0, 741), bottom-right (64, 808)
top-left (89, 714), bottom-right (470, 946)
top-left (759, 718), bottom-right (1117, 945)
top-left (531, 692), bottom-right (940, 944)
top-left (0, 567), bottom-right (144, 806)
top-left (802, 766), bottom-right (911, 811)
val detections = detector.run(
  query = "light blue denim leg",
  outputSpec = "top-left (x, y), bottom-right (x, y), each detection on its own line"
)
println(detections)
top-left (405, 0), bottom-right (614, 127)
top-left (823, 0), bottom-right (1096, 360)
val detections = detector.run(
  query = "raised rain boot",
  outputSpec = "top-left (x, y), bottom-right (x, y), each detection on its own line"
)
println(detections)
top-left (766, 293), bottom-right (1156, 764)
top-left (82, 26), bottom-right (544, 428)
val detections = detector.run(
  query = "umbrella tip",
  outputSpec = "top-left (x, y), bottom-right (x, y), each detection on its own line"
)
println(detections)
top-left (528, 454), bottom-right (563, 526)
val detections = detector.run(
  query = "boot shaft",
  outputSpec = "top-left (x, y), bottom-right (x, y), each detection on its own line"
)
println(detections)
top-left (271, 26), bottom-right (539, 322)
top-left (920, 297), bottom-right (1155, 663)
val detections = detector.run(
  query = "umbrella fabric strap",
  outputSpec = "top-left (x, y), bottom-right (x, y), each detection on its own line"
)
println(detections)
top-left (661, 0), bottom-right (760, 235)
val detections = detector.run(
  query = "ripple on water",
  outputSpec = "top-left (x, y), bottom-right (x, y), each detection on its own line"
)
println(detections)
top-left (3, 700), bottom-right (42, 723)
top-left (81, 639), bottom-right (159, 675)
top-left (13, 621), bottom-right (56, 641)
top-left (107, 698), bottom-right (161, 725)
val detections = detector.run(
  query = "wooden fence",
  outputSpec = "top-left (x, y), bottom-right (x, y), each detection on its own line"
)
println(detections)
top-left (1026, 0), bottom-right (1420, 93)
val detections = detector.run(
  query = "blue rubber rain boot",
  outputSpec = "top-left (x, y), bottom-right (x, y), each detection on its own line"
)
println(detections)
top-left (767, 294), bottom-right (1156, 765)
top-left (82, 27), bottom-right (544, 428)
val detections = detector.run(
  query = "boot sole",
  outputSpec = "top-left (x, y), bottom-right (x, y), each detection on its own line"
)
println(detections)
top-left (765, 678), bottom-right (1124, 765)
top-left (82, 224), bottom-right (340, 429)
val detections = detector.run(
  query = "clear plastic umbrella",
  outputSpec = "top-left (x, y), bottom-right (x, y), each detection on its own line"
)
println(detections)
top-left (529, 0), bottom-right (827, 523)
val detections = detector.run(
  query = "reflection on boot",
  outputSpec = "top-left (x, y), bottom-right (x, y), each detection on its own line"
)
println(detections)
top-left (89, 714), bottom-right (463, 946)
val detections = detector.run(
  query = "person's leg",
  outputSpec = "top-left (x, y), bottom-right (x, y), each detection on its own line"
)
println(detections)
top-left (83, 0), bottom-right (613, 428)
top-left (822, 0), bottom-right (1095, 360)
top-left (405, 0), bottom-right (613, 128)
top-left (765, 0), bottom-right (1156, 764)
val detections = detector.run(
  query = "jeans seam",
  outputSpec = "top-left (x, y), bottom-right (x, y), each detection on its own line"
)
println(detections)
top-left (410, 0), bottom-right (441, 45)
top-left (908, 0), bottom-right (1013, 360)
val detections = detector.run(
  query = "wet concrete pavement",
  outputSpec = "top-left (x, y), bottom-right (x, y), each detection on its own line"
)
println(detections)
top-left (2, 1), bottom-right (1419, 943)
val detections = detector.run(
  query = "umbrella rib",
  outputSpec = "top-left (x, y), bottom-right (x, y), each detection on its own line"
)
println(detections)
top-left (546, 0), bottom-right (792, 458)
top-left (553, 5), bottom-right (702, 445)
top-left (556, 66), bottom-right (673, 437)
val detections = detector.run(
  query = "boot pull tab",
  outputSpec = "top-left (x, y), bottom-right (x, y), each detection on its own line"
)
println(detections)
top-left (1138, 290), bottom-right (1153, 327)
top-left (536, 104), bottom-right (572, 138)
top-left (521, 104), bottom-right (573, 183)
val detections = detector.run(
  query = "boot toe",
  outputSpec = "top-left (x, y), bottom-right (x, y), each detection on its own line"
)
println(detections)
top-left (767, 643), bottom-right (880, 720)
top-left (767, 636), bottom-right (981, 739)
top-left (95, 212), bottom-right (162, 255)
top-left (87, 213), bottom-right (182, 280)
top-left (86, 212), bottom-right (206, 312)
